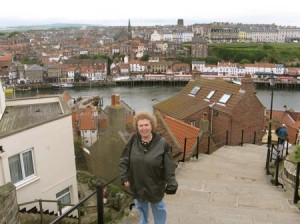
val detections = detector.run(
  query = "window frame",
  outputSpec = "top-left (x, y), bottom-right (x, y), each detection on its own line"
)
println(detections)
top-left (219, 93), bottom-right (232, 104)
top-left (56, 187), bottom-right (72, 208)
top-left (190, 120), bottom-right (196, 126)
top-left (206, 90), bottom-right (216, 99)
top-left (9, 148), bottom-right (36, 185)
top-left (188, 86), bottom-right (201, 96)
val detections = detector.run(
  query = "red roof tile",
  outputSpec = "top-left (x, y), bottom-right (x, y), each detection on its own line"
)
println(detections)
top-left (164, 116), bottom-right (199, 154)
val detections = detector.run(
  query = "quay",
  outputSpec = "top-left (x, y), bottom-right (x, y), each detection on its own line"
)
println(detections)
top-left (115, 79), bottom-right (300, 90)
top-left (7, 78), bottom-right (300, 91)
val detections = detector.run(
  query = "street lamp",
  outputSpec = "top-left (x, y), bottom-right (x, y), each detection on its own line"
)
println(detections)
top-left (266, 73), bottom-right (276, 175)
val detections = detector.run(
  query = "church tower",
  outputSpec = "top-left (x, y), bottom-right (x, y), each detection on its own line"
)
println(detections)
top-left (128, 19), bottom-right (132, 40)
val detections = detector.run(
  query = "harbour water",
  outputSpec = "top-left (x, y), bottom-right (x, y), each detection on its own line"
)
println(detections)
top-left (9, 85), bottom-right (300, 113)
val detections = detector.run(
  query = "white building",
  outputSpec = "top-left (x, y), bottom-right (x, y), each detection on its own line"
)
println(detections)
top-left (150, 30), bottom-right (162, 42)
top-left (0, 84), bottom-right (79, 214)
top-left (78, 106), bottom-right (98, 147)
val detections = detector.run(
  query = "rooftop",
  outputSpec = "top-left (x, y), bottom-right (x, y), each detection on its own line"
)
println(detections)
top-left (0, 95), bottom-right (71, 138)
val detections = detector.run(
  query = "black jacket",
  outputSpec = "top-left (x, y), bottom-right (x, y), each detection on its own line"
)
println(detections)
top-left (119, 132), bottom-right (178, 203)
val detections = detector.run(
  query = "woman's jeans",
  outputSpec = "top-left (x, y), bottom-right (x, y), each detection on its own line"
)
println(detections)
top-left (134, 199), bottom-right (167, 224)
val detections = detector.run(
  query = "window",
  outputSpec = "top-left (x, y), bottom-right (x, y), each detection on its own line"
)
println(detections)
top-left (9, 149), bottom-right (35, 184)
top-left (189, 86), bottom-right (201, 96)
top-left (56, 187), bottom-right (71, 207)
top-left (190, 120), bottom-right (196, 126)
top-left (206, 90), bottom-right (216, 99)
top-left (219, 93), bottom-right (232, 104)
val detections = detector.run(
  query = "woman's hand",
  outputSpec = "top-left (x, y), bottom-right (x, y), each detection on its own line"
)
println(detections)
top-left (124, 181), bottom-right (130, 187)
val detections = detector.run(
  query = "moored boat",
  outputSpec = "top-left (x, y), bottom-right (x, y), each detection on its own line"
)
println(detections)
top-left (51, 83), bottom-right (74, 89)
top-left (5, 88), bottom-right (14, 94)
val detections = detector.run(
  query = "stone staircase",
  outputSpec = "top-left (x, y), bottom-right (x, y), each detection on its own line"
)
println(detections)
top-left (19, 207), bottom-right (79, 224)
top-left (120, 144), bottom-right (300, 224)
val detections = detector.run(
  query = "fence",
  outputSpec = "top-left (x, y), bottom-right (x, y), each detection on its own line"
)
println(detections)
top-left (265, 140), bottom-right (300, 205)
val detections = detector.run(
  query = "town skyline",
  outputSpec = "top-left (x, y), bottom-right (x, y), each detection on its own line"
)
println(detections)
top-left (1, 0), bottom-right (300, 28)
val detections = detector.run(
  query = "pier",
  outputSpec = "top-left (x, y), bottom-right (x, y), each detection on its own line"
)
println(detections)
top-left (7, 78), bottom-right (300, 92)
top-left (115, 78), bottom-right (300, 90)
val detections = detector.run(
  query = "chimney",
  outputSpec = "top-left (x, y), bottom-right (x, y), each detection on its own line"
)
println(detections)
top-left (200, 112), bottom-right (209, 133)
top-left (111, 94), bottom-right (120, 106)
top-left (241, 73), bottom-right (256, 93)
top-left (107, 94), bottom-right (126, 133)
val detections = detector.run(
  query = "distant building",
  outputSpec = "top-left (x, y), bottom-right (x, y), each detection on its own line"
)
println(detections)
top-left (0, 54), bottom-right (13, 84)
top-left (177, 19), bottom-right (184, 27)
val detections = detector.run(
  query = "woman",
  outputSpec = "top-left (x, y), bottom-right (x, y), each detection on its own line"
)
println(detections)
top-left (119, 111), bottom-right (178, 224)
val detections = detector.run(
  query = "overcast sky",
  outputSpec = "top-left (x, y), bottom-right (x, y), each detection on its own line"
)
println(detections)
top-left (1, 0), bottom-right (300, 28)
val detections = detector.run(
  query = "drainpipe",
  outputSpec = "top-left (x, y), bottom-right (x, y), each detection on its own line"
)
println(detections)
top-left (209, 102), bottom-right (216, 134)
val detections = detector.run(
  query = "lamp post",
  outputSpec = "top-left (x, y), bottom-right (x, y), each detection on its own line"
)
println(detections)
top-left (266, 73), bottom-right (276, 175)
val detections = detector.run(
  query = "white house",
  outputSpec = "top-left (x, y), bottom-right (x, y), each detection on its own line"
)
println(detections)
top-left (78, 106), bottom-right (98, 147)
top-left (150, 30), bottom-right (162, 42)
top-left (129, 60), bottom-right (146, 73)
top-left (0, 83), bottom-right (79, 214)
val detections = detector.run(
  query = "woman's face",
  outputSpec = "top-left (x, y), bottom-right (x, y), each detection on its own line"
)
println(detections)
top-left (137, 118), bottom-right (152, 138)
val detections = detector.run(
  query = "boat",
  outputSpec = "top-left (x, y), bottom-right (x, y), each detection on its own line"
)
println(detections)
top-left (5, 88), bottom-right (14, 94)
top-left (51, 83), bottom-right (74, 89)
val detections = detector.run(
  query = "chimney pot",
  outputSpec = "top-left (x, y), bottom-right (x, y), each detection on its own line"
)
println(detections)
top-left (111, 94), bottom-right (120, 106)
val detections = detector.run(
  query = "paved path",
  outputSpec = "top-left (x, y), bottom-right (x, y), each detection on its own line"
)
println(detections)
top-left (121, 144), bottom-right (300, 224)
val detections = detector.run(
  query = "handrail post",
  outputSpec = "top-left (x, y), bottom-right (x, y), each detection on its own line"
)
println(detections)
top-left (253, 131), bottom-right (256, 144)
top-left (207, 135), bottom-right (211, 154)
top-left (226, 130), bottom-right (228, 145)
top-left (182, 138), bottom-right (187, 162)
top-left (293, 162), bottom-right (300, 204)
top-left (39, 199), bottom-right (43, 224)
top-left (241, 130), bottom-right (244, 146)
top-left (265, 144), bottom-right (271, 175)
top-left (195, 136), bottom-right (199, 159)
top-left (179, 138), bottom-right (187, 162)
top-left (274, 154), bottom-right (283, 188)
top-left (96, 182), bottom-right (104, 224)
top-left (58, 201), bottom-right (62, 217)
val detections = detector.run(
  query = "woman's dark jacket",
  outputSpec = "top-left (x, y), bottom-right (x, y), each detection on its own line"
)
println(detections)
top-left (119, 132), bottom-right (178, 203)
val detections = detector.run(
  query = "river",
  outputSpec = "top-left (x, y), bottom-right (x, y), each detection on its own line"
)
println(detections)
top-left (9, 86), bottom-right (300, 113)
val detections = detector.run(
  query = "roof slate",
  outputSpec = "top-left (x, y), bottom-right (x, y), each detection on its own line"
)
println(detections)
top-left (153, 78), bottom-right (246, 118)
top-left (0, 96), bottom-right (71, 138)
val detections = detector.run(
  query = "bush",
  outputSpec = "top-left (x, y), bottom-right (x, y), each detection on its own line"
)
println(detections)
top-left (88, 176), bottom-right (102, 191)
top-left (290, 144), bottom-right (300, 163)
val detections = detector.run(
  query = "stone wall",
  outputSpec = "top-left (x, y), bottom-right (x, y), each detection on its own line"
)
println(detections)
top-left (0, 182), bottom-right (20, 224)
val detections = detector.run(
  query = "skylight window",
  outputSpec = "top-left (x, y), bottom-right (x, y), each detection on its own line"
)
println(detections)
top-left (219, 93), bottom-right (231, 104)
top-left (189, 86), bottom-right (201, 96)
top-left (206, 90), bottom-right (216, 99)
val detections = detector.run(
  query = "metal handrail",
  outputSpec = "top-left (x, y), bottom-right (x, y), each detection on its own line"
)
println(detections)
top-left (50, 175), bottom-right (121, 224)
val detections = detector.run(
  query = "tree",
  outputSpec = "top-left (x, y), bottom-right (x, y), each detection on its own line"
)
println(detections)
top-left (74, 137), bottom-right (87, 170)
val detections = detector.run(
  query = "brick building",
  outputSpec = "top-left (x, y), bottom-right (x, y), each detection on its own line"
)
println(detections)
top-left (0, 54), bottom-right (12, 84)
top-left (153, 75), bottom-right (265, 147)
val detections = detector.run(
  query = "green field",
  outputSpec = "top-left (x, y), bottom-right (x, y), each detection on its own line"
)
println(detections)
top-left (208, 43), bottom-right (300, 66)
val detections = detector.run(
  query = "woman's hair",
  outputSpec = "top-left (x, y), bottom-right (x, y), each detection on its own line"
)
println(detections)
top-left (133, 111), bottom-right (157, 131)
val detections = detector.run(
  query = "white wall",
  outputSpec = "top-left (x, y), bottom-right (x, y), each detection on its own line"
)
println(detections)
top-left (0, 102), bottom-right (78, 213)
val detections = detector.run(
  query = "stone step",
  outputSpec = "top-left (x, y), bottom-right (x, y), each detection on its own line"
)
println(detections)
top-left (19, 212), bottom-right (79, 224)
top-left (119, 144), bottom-right (300, 224)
